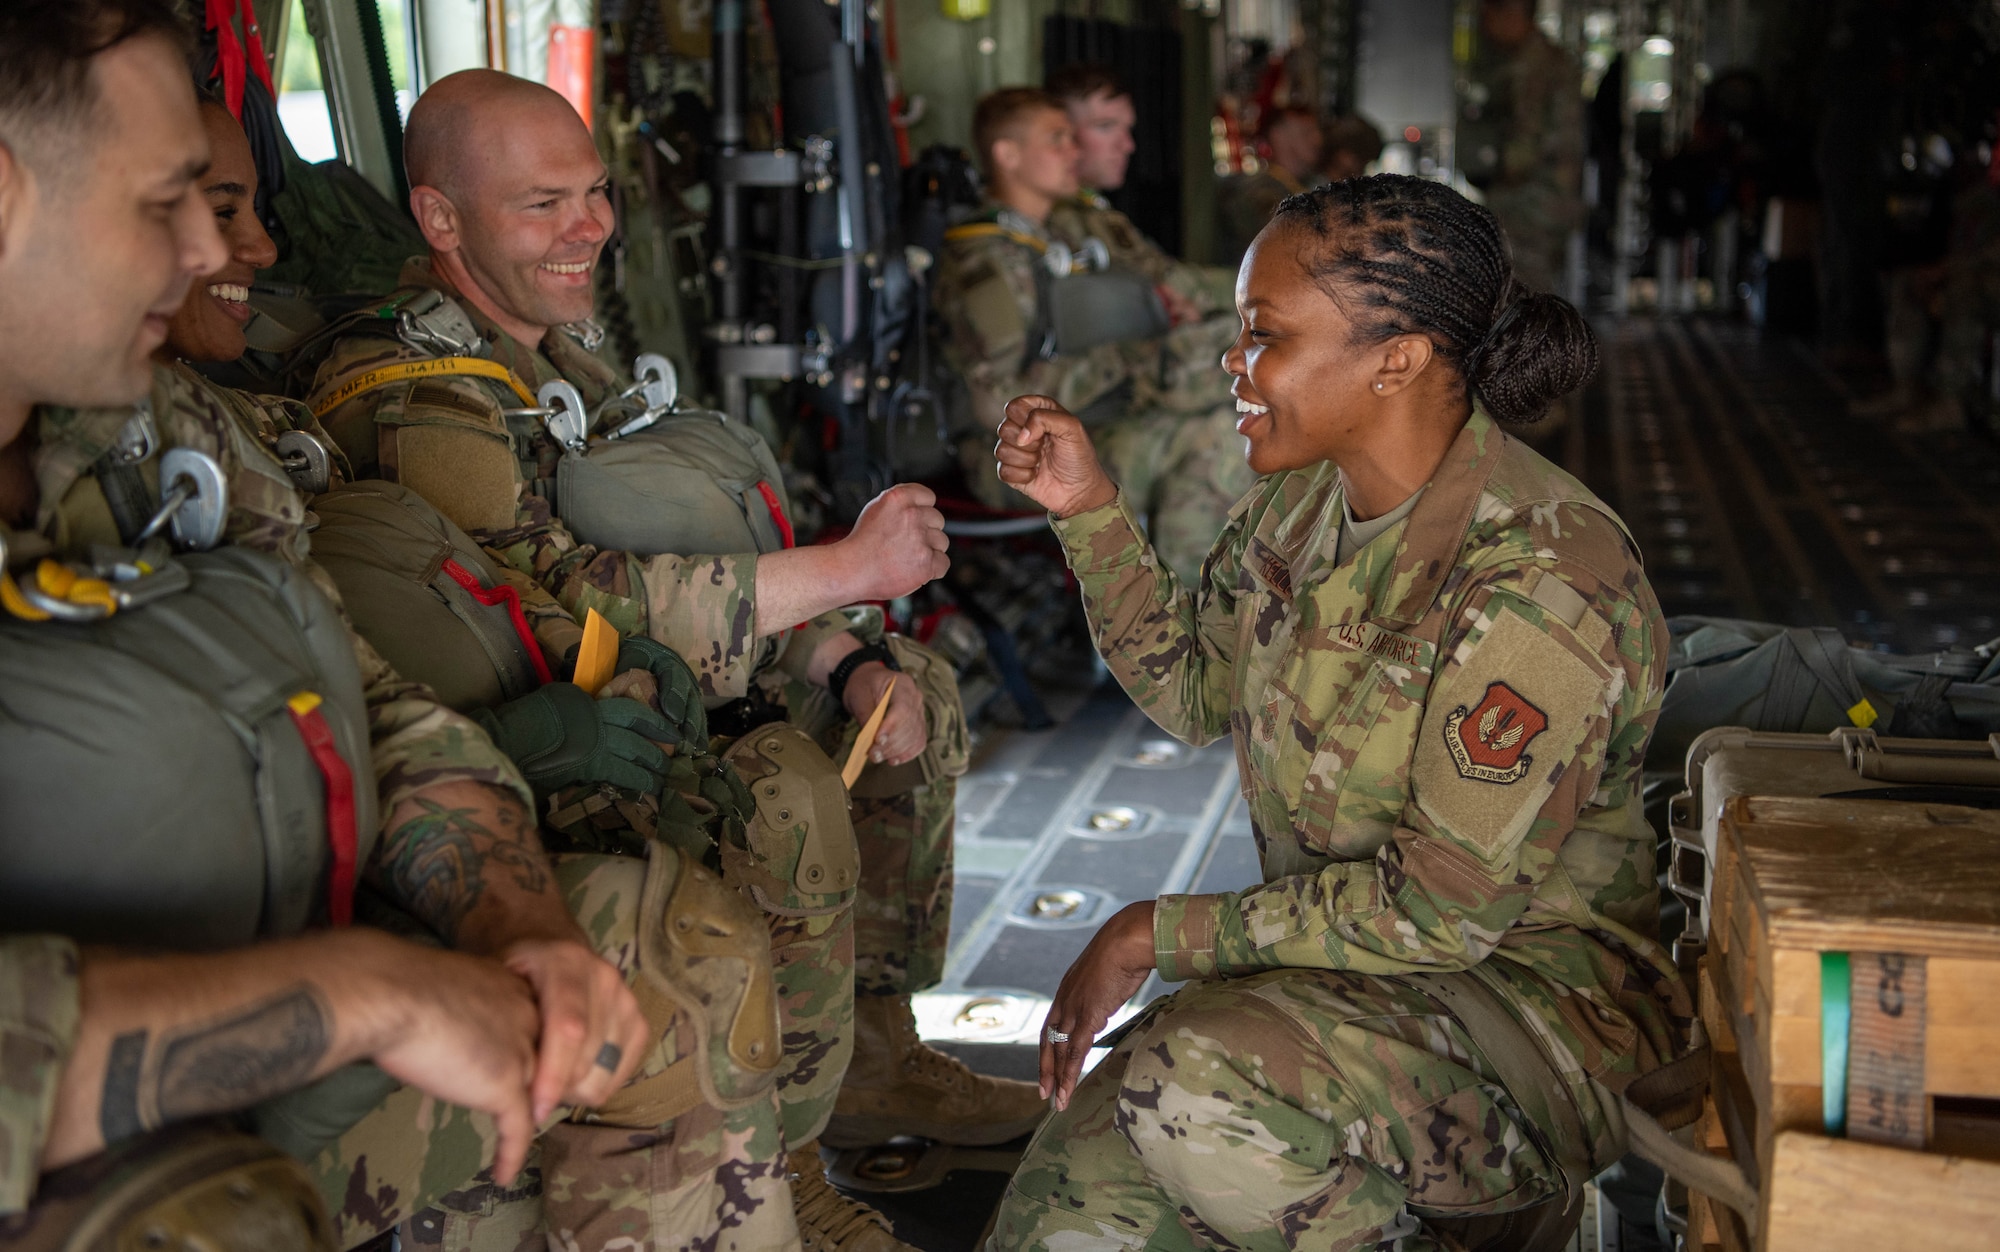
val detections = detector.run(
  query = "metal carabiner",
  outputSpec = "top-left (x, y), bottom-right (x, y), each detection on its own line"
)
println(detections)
top-left (539, 379), bottom-right (591, 452)
top-left (635, 354), bottom-right (679, 413)
top-left (603, 354), bottom-right (684, 440)
top-left (108, 401), bottom-right (159, 466)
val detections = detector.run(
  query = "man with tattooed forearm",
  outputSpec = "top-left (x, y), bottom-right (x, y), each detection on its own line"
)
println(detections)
top-left (0, 4), bottom-right (651, 1243)
top-left (32, 781), bottom-right (645, 1185)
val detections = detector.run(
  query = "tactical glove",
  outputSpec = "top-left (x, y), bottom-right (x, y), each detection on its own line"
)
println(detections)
top-left (472, 682), bottom-right (674, 798)
top-left (613, 635), bottom-right (709, 747)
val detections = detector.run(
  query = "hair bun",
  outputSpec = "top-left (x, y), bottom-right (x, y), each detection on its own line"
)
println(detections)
top-left (1471, 289), bottom-right (1598, 425)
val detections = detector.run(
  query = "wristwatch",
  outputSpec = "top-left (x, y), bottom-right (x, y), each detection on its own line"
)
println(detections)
top-left (828, 642), bottom-right (902, 708)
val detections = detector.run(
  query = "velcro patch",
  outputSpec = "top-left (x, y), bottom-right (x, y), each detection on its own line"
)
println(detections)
top-left (1412, 603), bottom-right (1611, 860)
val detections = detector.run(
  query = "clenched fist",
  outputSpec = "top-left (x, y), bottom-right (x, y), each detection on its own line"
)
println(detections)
top-left (995, 394), bottom-right (1118, 519)
top-left (839, 483), bottom-right (950, 600)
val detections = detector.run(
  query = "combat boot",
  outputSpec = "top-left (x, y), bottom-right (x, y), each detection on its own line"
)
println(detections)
top-left (788, 1140), bottom-right (919, 1252)
top-left (823, 994), bottom-right (1047, 1148)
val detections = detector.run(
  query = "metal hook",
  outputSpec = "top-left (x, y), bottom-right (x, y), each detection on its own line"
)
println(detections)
top-left (539, 379), bottom-right (591, 451)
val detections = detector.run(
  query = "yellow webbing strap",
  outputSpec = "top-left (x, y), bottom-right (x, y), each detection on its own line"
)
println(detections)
top-left (942, 221), bottom-right (1049, 253)
top-left (310, 356), bottom-right (535, 418)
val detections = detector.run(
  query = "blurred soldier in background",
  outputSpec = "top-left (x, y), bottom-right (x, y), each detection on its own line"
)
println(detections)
top-left (1046, 64), bottom-right (1234, 321)
top-left (1215, 106), bottom-right (1324, 267)
top-left (1321, 113), bottom-right (1385, 184)
top-left (1459, 0), bottom-right (1584, 295)
top-left (937, 88), bottom-right (1253, 584)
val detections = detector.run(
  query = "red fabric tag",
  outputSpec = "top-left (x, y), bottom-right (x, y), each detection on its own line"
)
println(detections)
top-left (755, 481), bottom-right (797, 549)
top-left (287, 693), bottom-right (358, 927)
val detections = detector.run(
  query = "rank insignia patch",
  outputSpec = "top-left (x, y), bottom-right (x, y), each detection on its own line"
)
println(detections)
top-left (1443, 681), bottom-right (1548, 783)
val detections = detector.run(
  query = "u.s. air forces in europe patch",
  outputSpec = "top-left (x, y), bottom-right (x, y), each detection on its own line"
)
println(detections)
top-left (1444, 681), bottom-right (1549, 783)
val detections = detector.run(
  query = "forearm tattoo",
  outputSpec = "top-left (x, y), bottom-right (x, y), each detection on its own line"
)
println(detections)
top-left (98, 986), bottom-right (332, 1144)
top-left (372, 795), bottom-right (548, 941)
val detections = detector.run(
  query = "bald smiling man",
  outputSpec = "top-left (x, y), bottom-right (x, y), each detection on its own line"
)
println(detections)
top-left (305, 69), bottom-right (1042, 1252)
top-left (400, 71), bottom-right (612, 353)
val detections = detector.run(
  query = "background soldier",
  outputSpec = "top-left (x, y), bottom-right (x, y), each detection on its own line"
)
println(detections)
top-left (938, 88), bottom-right (1253, 584)
top-left (1046, 63), bottom-right (1233, 318)
top-left (1215, 106), bottom-right (1324, 267)
top-left (1459, 0), bottom-right (1585, 295)
top-left (1321, 113), bottom-right (1385, 184)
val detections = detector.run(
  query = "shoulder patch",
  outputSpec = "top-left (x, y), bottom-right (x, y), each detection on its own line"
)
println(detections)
top-left (1443, 682), bottom-right (1547, 782)
top-left (1411, 601), bottom-right (1614, 859)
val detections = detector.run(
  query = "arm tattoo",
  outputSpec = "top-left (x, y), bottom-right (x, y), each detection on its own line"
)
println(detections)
top-left (98, 986), bottom-right (332, 1146)
top-left (373, 796), bottom-right (549, 941)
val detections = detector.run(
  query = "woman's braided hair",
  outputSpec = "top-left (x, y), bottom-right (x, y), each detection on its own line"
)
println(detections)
top-left (1269, 173), bottom-right (1596, 424)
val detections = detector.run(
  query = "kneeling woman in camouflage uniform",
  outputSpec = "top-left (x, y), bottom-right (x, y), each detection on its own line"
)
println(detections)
top-left (988, 174), bottom-right (1691, 1251)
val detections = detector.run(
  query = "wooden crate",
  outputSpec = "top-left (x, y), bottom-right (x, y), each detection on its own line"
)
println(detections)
top-left (1708, 793), bottom-right (2000, 1115)
top-left (1762, 1133), bottom-right (2000, 1248)
top-left (1697, 793), bottom-right (2000, 1243)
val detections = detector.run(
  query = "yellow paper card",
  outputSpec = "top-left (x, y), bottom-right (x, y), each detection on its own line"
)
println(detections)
top-left (842, 675), bottom-right (898, 789)
top-left (575, 608), bottom-right (618, 696)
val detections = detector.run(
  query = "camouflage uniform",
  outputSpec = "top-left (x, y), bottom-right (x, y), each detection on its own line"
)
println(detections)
top-left (13, 362), bottom-right (800, 1251)
top-left (1214, 168), bottom-right (1308, 269)
top-left (992, 411), bottom-right (1691, 1250)
top-left (935, 204), bottom-right (1254, 584)
top-left (307, 261), bottom-right (966, 1145)
top-left (1047, 191), bottom-right (1237, 315)
top-left (1460, 31), bottom-right (1584, 295)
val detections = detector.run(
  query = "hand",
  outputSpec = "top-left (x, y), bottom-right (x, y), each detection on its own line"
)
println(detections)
top-left (837, 483), bottom-right (950, 601)
top-left (843, 659), bottom-right (928, 767)
top-left (472, 684), bottom-right (675, 797)
top-left (612, 636), bottom-right (708, 746)
top-left (996, 394), bottom-right (1118, 519)
top-left (1040, 901), bottom-right (1157, 1112)
top-left (1158, 284), bottom-right (1202, 327)
top-left (366, 942), bottom-right (544, 1185)
top-left (499, 937), bottom-right (650, 1123)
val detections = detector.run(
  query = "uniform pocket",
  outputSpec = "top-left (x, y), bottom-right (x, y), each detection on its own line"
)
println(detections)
top-left (1290, 647), bottom-right (1434, 859)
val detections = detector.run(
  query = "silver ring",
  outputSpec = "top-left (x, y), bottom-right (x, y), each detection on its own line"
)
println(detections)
top-left (1046, 1028), bottom-right (1070, 1045)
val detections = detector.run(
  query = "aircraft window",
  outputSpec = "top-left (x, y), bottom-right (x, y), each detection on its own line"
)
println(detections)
top-left (276, 0), bottom-right (337, 162)
top-left (276, 0), bottom-right (419, 166)
top-left (376, 0), bottom-right (419, 122)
